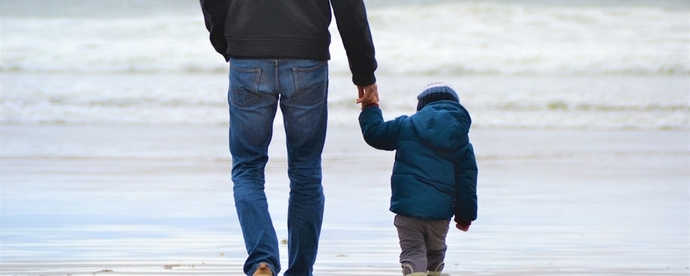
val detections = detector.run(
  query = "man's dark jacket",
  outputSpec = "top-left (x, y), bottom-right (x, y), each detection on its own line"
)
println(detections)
top-left (200, 0), bottom-right (377, 86)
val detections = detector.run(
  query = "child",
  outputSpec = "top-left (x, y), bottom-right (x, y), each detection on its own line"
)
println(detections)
top-left (357, 83), bottom-right (478, 276)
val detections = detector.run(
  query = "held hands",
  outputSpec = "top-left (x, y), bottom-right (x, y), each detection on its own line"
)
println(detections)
top-left (356, 83), bottom-right (379, 109)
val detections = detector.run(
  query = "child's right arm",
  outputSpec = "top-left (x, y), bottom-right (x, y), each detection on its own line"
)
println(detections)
top-left (453, 143), bottom-right (478, 231)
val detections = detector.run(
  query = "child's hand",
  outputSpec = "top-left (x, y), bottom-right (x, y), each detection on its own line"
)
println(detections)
top-left (455, 220), bottom-right (471, 232)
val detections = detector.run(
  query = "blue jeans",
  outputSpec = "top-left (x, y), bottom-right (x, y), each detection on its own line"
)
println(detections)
top-left (228, 58), bottom-right (328, 276)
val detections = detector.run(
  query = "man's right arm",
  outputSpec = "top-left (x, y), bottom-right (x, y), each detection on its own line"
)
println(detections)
top-left (331, 0), bottom-right (378, 87)
top-left (200, 0), bottom-right (230, 61)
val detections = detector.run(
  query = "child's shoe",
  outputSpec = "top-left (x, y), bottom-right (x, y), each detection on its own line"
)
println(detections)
top-left (402, 264), bottom-right (428, 276)
top-left (252, 262), bottom-right (272, 276)
top-left (427, 262), bottom-right (450, 276)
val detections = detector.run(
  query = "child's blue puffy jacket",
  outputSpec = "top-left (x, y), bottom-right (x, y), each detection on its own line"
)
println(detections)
top-left (359, 100), bottom-right (478, 221)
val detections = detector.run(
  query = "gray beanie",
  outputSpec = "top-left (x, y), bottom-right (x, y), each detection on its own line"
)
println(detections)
top-left (416, 82), bottom-right (459, 111)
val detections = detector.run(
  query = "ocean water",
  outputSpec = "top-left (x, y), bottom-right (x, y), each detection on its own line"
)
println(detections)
top-left (1, 0), bottom-right (688, 129)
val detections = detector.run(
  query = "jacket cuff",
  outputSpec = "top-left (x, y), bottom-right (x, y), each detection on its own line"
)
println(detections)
top-left (362, 103), bottom-right (379, 109)
top-left (353, 74), bottom-right (376, 87)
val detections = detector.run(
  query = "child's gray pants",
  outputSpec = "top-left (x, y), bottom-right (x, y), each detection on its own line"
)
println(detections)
top-left (394, 214), bottom-right (450, 273)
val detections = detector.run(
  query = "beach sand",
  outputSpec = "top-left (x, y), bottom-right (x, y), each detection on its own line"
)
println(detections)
top-left (1, 123), bottom-right (688, 275)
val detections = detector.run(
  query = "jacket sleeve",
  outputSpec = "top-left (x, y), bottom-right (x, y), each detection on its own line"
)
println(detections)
top-left (454, 143), bottom-right (478, 222)
top-left (358, 106), bottom-right (403, 151)
top-left (200, 0), bottom-right (230, 61)
top-left (331, 0), bottom-right (378, 86)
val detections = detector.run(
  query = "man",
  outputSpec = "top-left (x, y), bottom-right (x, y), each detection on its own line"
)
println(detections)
top-left (200, 1), bottom-right (378, 275)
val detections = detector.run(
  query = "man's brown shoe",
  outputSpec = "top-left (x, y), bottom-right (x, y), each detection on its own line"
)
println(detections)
top-left (252, 262), bottom-right (272, 276)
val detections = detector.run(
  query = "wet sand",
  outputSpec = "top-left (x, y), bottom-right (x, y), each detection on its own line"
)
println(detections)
top-left (1, 123), bottom-right (688, 275)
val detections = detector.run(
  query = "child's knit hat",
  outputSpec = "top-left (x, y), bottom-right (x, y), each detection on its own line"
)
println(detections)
top-left (416, 82), bottom-right (459, 111)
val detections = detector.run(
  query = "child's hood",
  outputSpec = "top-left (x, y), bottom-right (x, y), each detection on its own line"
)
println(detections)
top-left (410, 101), bottom-right (471, 150)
